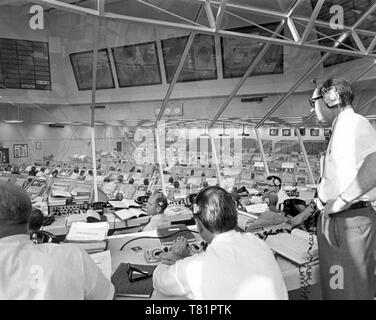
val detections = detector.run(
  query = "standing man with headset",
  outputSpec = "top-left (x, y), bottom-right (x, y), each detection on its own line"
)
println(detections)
top-left (310, 78), bottom-right (376, 299)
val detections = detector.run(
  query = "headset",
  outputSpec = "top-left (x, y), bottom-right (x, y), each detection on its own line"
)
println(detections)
top-left (322, 86), bottom-right (341, 109)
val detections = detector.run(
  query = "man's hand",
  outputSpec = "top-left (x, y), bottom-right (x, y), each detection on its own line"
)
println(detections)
top-left (159, 237), bottom-right (190, 266)
top-left (323, 197), bottom-right (349, 216)
top-left (160, 251), bottom-right (179, 266)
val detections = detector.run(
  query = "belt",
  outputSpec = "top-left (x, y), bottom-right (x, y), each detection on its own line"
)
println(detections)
top-left (318, 199), bottom-right (369, 210)
top-left (348, 201), bottom-right (369, 210)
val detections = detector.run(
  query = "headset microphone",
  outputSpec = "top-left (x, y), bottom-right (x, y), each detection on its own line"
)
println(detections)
top-left (322, 86), bottom-right (341, 109)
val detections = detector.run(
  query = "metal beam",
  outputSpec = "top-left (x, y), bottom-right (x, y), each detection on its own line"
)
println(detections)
top-left (255, 127), bottom-right (270, 177)
top-left (352, 2), bottom-right (376, 30)
top-left (367, 36), bottom-right (376, 55)
top-left (208, 21), bottom-right (285, 129)
top-left (215, 0), bottom-right (227, 31)
top-left (32, 1), bottom-right (376, 59)
top-left (295, 128), bottom-right (315, 184)
top-left (286, 0), bottom-right (305, 17)
top-left (351, 31), bottom-right (367, 54)
top-left (198, 0), bottom-right (376, 38)
top-left (255, 32), bottom-right (349, 128)
top-left (154, 33), bottom-right (195, 127)
top-left (204, 0), bottom-right (215, 29)
top-left (135, 0), bottom-right (206, 28)
top-left (300, 0), bottom-right (324, 45)
top-left (210, 134), bottom-right (222, 186)
top-left (287, 17), bottom-right (300, 43)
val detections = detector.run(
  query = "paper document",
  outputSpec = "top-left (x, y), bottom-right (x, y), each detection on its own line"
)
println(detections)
top-left (109, 199), bottom-right (140, 209)
top-left (114, 208), bottom-right (145, 220)
top-left (245, 203), bottom-right (268, 213)
top-left (66, 222), bottom-right (109, 242)
top-left (90, 250), bottom-right (112, 280)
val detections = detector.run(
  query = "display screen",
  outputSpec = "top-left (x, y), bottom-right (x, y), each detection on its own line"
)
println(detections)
top-left (70, 49), bottom-right (115, 90)
top-left (221, 22), bottom-right (284, 78)
top-left (0, 38), bottom-right (51, 90)
top-left (112, 41), bottom-right (162, 87)
top-left (269, 128), bottom-right (279, 136)
top-left (162, 34), bottom-right (217, 83)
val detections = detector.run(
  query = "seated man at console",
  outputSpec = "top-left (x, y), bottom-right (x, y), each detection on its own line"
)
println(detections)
top-left (143, 190), bottom-right (169, 231)
top-left (0, 182), bottom-right (114, 300)
top-left (265, 176), bottom-right (289, 211)
top-left (153, 186), bottom-right (288, 299)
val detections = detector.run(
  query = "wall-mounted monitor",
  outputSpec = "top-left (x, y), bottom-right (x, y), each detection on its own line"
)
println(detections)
top-left (70, 49), bottom-right (115, 90)
top-left (221, 22), bottom-right (284, 78)
top-left (269, 128), bottom-right (279, 136)
top-left (310, 128), bottom-right (320, 136)
top-left (112, 41), bottom-right (162, 87)
top-left (162, 34), bottom-right (217, 83)
top-left (324, 128), bottom-right (332, 137)
top-left (0, 38), bottom-right (51, 90)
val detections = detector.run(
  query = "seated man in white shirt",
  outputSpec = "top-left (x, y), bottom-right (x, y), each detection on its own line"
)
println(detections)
top-left (153, 186), bottom-right (288, 300)
top-left (0, 182), bottom-right (114, 300)
top-left (143, 190), bottom-right (169, 231)
top-left (265, 175), bottom-right (289, 211)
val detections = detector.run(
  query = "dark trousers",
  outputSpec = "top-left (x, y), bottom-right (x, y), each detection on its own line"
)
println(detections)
top-left (317, 206), bottom-right (376, 299)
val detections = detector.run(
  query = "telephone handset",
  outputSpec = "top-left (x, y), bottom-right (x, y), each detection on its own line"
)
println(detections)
top-left (135, 195), bottom-right (150, 205)
top-left (30, 230), bottom-right (57, 244)
top-left (185, 193), bottom-right (197, 208)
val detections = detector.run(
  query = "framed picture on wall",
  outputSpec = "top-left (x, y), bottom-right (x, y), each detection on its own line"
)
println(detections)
top-left (269, 128), bottom-right (279, 136)
top-left (35, 142), bottom-right (42, 150)
top-left (221, 22), bottom-right (284, 79)
top-left (282, 128), bottom-right (291, 136)
top-left (112, 41), bottom-right (162, 87)
top-left (70, 49), bottom-right (115, 90)
top-left (13, 144), bottom-right (28, 158)
top-left (162, 34), bottom-right (217, 83)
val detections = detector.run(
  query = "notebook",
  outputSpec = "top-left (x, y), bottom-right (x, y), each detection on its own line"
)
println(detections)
top-left (156, 224), bottom-right (196, 245)
top-left (114, 208), bottom-right (147, 221)
top-left (111, 263), bottom-right (156, 298)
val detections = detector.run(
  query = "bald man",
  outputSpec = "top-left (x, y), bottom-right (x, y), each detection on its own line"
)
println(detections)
top-left (0, 182), bottom-right (114, 300)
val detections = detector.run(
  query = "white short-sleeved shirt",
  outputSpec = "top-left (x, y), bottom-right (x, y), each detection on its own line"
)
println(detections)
top-left (142, 214), bottom-right (170, 231)
top-left (153, 230), bottom-right (288, 300)
top-left (0, 235), bottom-right (114, 300)
top-left (318, 108), bottom-right (376, 203)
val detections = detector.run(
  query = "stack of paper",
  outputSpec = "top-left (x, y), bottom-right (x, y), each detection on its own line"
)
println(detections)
top-left (66, 222), bottom-right (109, 242)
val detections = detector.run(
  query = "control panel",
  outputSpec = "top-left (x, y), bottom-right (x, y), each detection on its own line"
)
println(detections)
top-left (48, 203), bottom-right (87, 216)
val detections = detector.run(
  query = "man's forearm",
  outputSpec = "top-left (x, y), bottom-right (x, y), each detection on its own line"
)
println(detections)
top-left (341, 152), bottom-right (376, 203)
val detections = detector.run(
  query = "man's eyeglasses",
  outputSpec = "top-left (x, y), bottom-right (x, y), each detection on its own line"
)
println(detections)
top-left (309, 95), bottom-right (323, 108)
top-left (126, 263), bottom-right (152, 282)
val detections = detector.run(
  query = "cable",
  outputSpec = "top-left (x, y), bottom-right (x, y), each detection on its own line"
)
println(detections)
top-left (120, 229), bottom-right (200, 251)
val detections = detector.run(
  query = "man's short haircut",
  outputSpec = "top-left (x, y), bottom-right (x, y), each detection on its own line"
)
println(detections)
top-left (266, 175), bottom-right (282, 188)
top-left (319, 78), bottom-right (354, 108)
top-left (152, 190), bottom-right (168, 212)
top-left (0, 182), bottom-right (32, 225)
top-left (29, 208), bottom-right (44, 231)
top-left (195, 186), bottom-right (237, 233)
